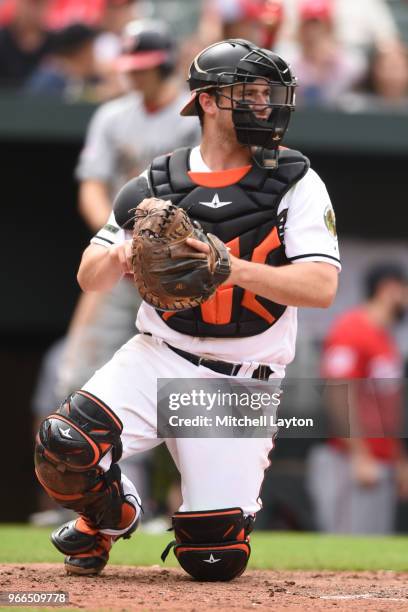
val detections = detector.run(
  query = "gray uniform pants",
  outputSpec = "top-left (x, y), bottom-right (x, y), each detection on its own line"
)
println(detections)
top-left (306, 444), bottom-right (397, 534)
top-left (58, 279), bottom-right (141, 396)
top-left (57, 279), bottom-right (149, 503)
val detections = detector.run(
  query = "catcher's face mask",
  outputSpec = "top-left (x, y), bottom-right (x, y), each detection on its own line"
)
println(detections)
top-left (214, 76), bottom-right (296, 154)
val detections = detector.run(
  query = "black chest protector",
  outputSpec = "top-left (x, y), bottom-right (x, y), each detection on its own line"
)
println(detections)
top-left (116, 146), bottom-right (309, 338)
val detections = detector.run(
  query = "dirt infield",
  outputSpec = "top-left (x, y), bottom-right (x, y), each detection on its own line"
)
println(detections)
top-left (1, 564), bottom-right (408, 611)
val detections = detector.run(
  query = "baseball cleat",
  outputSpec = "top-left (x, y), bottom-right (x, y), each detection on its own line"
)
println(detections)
top-left (51, 517), bottom-right (112, 576)
top-left (64, 536), bottom-right (112, 576)
top-left (52, 516), bottom-right (138, 576)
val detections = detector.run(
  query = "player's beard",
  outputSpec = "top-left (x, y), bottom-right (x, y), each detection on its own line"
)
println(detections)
top-left (214, 108), bottom-right (243, 150)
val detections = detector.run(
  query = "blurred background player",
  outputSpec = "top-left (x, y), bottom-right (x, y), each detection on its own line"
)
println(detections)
top-left (30, 18), bottom-right (200, 525)
top-left (93, 0), bottom-right (139, 100)
top-left (29, 338), bottom-right (75, 526)
top-left (74, 18), bottom-right (199, 232)
top-left (307, 263), bottom-right (408, 534)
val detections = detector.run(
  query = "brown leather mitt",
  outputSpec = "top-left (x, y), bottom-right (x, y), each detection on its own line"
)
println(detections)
top-left (131, 198), bottom-right (231, 311)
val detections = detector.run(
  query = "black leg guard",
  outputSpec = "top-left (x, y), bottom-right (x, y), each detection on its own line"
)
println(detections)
top-left (34, 391), bottom-right (137, 532)
top-left (161, 508), bottom-right (253, 581)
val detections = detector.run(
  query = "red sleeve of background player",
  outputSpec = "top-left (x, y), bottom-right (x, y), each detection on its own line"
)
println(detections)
top-left (321, 310), bottom-right (365, 378)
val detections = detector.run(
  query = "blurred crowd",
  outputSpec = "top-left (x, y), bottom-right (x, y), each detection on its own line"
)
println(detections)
top-left (0, 0), bottom-right (407, 109)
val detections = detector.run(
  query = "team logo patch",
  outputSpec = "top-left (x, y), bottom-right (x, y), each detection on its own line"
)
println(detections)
top-left (324, 206), bottom-right (337, 238)
top-left (58, 427), bottom-right (73, 439)
top-left (203, 554), bottom-right (221, 564)
top-left (199, 193), bottom-right (232, 209)
top-left (103, 223), bottom-right (120, 234)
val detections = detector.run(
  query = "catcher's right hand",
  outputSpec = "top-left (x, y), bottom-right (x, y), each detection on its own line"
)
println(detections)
top-left (131, 198), bottom-right (231, 311)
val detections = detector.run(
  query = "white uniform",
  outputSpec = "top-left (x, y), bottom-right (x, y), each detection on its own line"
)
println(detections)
top-left (85, 146), bottom-right (341, 521)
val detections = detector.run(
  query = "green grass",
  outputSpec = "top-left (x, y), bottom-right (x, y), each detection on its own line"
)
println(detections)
top-left (1, 525), bottom-right (408, 571)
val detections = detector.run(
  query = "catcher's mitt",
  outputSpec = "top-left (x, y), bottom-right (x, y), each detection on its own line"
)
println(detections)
top-left (131, 198), bottom-right (231, 311)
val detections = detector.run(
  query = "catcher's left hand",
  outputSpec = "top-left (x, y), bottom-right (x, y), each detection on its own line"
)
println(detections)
top-left (131, 198), bottom-right (231, 311)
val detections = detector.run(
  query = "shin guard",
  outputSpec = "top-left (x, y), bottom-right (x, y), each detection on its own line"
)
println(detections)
top-left (161, 508), bottom-right (253, 581)
top-left (34, 391), bottom-right (137, 532)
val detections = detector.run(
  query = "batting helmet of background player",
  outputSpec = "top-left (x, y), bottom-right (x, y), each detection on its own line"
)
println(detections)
top-left (116, 19), bottom-right (177, 78)
top-left (180, 38), bottom-right (297, 167)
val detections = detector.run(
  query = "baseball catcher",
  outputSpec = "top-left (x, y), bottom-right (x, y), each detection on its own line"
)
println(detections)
top-left (35, 38), bottom-right (340, 581)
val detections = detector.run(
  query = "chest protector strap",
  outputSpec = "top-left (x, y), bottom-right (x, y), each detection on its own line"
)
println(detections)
top-left (148, 147), bottom-right (309, 338)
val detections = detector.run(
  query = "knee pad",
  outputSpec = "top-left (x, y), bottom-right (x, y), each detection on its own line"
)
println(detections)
top-left (161, 508), bottom-right (253, 581)
top-left (34, 391), bottom-right (137, 531)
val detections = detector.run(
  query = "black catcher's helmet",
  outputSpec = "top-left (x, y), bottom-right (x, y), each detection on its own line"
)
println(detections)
top-left (181, 39), bottom-right (296, 165)
top-left (117, 20), bottom-right (177, 78)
